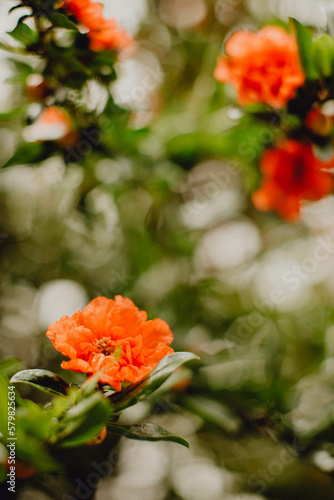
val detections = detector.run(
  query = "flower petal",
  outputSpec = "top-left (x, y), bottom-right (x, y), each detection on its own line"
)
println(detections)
top-left (46, 295), bottom-right (174, 391)
top-left (61, 359), bottom-right (92, 373)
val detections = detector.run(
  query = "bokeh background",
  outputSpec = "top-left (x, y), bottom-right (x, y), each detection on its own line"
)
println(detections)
top-left (2, 1), bottom-right (334, 499)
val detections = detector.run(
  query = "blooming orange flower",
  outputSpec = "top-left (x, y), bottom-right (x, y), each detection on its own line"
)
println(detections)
top-left (60, 0), bottom-right (132, 52)
top-left (252, 139), bottom-right (334, 220)
top-left (46, 296), bottom-right (174, 391)
top-left (87, 18), bottom-right (132, 52)
top-left (214, 26), bottom-right (305, 108)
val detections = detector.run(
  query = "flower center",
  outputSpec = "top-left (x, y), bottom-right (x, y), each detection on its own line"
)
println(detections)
top-left (94, 337), bottom-right (123, 358)
top-left (94, 337), bottom-right (114, 356)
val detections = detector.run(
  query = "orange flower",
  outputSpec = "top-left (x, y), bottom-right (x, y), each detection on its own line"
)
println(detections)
top-left (87, 19), bottom-right (132, 52)
top-left (305, 109), bottom-right (333, 137)
top-left (25, 106), bottom-right (78, 147)
top-left (252, 139), bottom-right (334, 220)
top-left (214, 26), bottom-right (305, 108)
top-left (46, 296), bottom-right (174, 391)
top-left (61, 0), bottom-right (132, 52)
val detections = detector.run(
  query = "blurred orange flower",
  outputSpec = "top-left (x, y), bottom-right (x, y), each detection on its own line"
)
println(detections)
top-left (214, 26), bottom-right (305, 108)
top-left (252, 139), bottom-right (334, 220)
top-left (25, 106), bottom-right (78, 146)
top-left (60, 0), bottom-right (132, 51)
top-left (305, 108), bottom-right (334, 137)
top-left (46, 296), bottom-right (174, 391)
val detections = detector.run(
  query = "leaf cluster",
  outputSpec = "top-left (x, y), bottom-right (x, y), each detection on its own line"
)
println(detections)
top-left (0, 352), bottom-right (198, 478)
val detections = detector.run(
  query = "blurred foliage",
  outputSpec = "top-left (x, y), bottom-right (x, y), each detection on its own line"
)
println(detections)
top-left (1, 0), bottom-right (334, 499)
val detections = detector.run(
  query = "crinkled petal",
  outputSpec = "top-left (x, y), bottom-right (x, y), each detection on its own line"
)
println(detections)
top-left (46, 295), bottom-right (174, 391)
top-left (214, 26), bottom-right (304, 108)
top-left (61, 359), bottom-right (92, 373)
top-left (140, 318), bottom-right (174, 351)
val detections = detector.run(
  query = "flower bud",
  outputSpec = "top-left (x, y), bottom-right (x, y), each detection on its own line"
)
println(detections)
top-left (26, 74), bottom-right (49, 102)
top-left (305, 109), bottom-right (333, 137)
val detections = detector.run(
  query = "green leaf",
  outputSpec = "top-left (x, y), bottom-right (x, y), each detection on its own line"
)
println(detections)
top-left (61, 54), bottom-right (92, 76)
top-left (0, 107), bottom-right (26, 122)
top-left (57, 402), bottom-right (110, 447)
top-left (39, 0), bottom-right (58, 9)
top-left (10, 369), bottom-right (70, 396)
top-left (109, 423), bottom-right (190, 448)
top-left (16, 431), bottom-right (60, 472)
top-left (16, 400), bottom-right (56, 440)
top-left (312, 35), bottom-right (334, 78)
top-left (49, 13), bottom-right (79, 31)
top-left (5, 75), bottom-right (29, 85)
top-left (7, 23), bottom-right (38, 47)
top-left (77, 362), bottom-right (120, 401)
top-left (12, 399), bottom-right (61, 471)
top-left (8, 58), bottom-right (33, 76)
top-left (109, 352), bottom-right (199, 411)
top-left (79, 371), bottom-right (104, 398)
top-left (63, 392), bottom-right (103, 421)
top-left (0, 358), bottom-right (25, 378)
top-left (54, 392), bottom-right (111, 446)
top-left (184, 396), bottom-right (242, 434)
top-left (0, 463), bottom-right (7, 483)
top-left (2, 142), bottom-right (46, 168)
top-left (0, 40), bottom-right (27, 54)
top-left (290, 18), bottom-right (318, 80)
top-left (147, 352), bottom-right (199, 389)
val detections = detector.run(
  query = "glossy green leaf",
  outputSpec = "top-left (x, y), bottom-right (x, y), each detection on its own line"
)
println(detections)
top-left (49, 13), bottom-right (79, 31)
top-left (147, 352), bottom-right (200, 387)
top-left (10, 369), bottom-right (70, 396)
top-left (109, 423), bottom-right (190, 447)
top-left (290, 18), bottom-right (318, 80)
top-left (109, 352), bottom-right (199, 411)
top-left (7, 23), bottom-right (38, 47)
